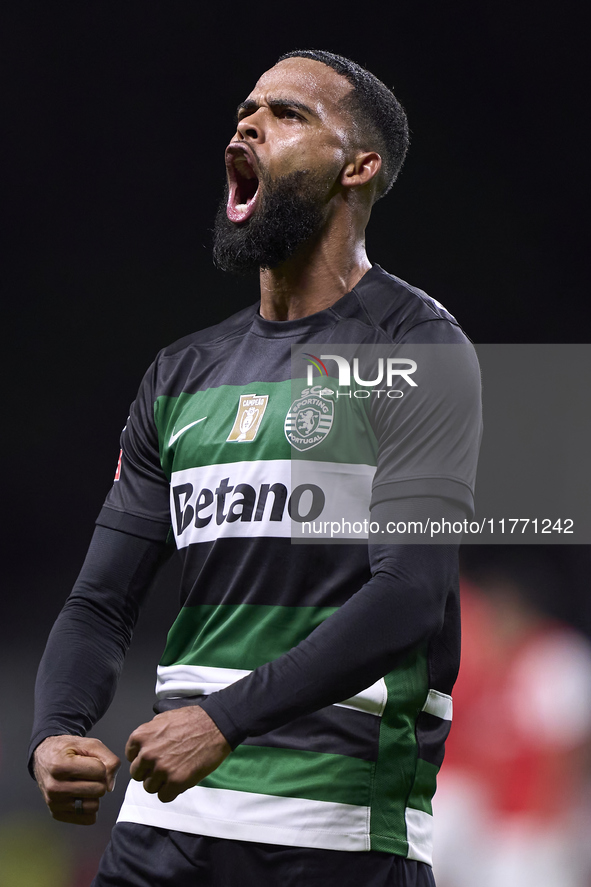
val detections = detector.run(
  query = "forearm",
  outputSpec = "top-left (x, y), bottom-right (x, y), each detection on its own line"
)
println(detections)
top-left (31, 600), bottom-right (126, 745)
top-left (201, 541), bottom-right (459, 748)
top-left (29, 525), bottom-right (171, 772)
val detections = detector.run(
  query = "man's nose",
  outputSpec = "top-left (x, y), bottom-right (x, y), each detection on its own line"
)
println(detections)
top-left (236, 111), bottom-right (264, 142)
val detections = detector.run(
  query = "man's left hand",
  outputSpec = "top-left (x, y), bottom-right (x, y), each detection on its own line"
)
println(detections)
top-left (125, 707), bottom-right (231, 803)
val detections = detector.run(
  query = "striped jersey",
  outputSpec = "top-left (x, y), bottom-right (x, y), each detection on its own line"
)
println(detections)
top-left (98, 264), bottom-right (482, 862)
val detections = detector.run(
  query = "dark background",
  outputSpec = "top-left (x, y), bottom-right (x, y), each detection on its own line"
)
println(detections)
top-left (2, 0), bottom-right (590, 879)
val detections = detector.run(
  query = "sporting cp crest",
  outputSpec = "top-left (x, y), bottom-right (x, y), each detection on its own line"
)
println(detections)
top-left (284, 388), bottom-right (334, 452)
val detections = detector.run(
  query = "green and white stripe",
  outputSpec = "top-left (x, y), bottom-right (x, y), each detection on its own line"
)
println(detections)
top-left (118, 779), bottom-right (372, 851)
top-left (155, 663), bottom-right (388, 718)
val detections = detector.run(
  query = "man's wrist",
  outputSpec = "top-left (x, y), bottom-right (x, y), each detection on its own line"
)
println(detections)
top-left (28, 729), bottom-right (83, 780)
top-left (198, 694), bottom-right (246, 750)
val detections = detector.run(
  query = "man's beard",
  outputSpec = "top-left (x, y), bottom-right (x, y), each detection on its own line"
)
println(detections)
top-left (212, 168), bottom-right (328, 275)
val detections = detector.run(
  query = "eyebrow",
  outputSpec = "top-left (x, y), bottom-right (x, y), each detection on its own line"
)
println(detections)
top-left (236, 97), bottom-right (316, 121)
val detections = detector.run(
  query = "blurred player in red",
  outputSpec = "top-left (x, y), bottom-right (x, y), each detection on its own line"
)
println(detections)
top-left (433, 550), bottom-right (591, 887)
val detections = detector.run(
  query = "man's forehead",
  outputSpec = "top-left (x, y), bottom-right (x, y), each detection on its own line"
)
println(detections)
top-left (246, 57), bottom-right (353, 117)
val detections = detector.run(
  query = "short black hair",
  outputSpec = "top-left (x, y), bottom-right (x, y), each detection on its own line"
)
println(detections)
top-left (277, 49), bottom-right (409, 200)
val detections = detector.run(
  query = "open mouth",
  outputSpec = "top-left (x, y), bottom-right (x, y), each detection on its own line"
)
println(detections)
top-left (225, 144), bottom-right (260, 223)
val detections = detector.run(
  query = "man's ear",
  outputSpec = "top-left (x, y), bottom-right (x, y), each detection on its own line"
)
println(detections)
top-left (340, 152), bottom-right (382, 189)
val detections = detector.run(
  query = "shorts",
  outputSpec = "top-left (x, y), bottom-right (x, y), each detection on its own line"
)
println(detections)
top-left (91, 823), bottom-right (436, 886)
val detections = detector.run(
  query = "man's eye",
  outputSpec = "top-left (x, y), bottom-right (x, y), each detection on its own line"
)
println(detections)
top-left (281, 109), bottom-right (301, 119)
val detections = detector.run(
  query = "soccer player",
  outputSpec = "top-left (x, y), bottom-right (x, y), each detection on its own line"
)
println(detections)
top-left (30, 50), bottom-right (482, 886)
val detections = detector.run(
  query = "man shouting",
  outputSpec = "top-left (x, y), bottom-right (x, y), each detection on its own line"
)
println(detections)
top-left (31, 50), bottom-right (481, 886)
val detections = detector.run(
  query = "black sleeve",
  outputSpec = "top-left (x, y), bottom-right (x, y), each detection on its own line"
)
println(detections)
top-left (28, 525), bottom-right (172, 776)
top-left (199, 510), bottom-right (463, 749)
top-left (97, 356), bottom-right (171, 541)
top-left (369, 327), bottom-right (482, 516)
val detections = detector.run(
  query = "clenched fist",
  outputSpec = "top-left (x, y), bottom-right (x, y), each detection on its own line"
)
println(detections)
top-left (125, 706), bottom-right (231, 803)
top-left (33, 736), bottom-right (121, 825)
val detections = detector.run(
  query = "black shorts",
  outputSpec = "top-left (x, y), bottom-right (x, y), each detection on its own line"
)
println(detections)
top-left (91, 823), bottom-right (436, 887)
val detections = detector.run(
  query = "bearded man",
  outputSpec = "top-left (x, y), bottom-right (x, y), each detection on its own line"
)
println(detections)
top-left (30, 50), bottom-right (482, 886)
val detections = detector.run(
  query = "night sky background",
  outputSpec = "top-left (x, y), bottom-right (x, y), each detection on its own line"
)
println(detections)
top-left (2, 0), bottom-right (590, 876)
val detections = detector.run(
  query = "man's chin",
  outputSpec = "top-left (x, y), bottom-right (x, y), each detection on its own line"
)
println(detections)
top-left (212, 212), bottom-right (264, 276)
top-left (212, 171), bottom-right (326, 275)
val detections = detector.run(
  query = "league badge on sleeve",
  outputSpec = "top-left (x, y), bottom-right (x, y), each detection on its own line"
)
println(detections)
top-left (114, 449), bottom-right (122, 481)
top-left (285, 388), bottom-right (334, 452)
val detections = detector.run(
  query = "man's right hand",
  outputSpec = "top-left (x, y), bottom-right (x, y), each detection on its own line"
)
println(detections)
top-left (33, 735), bottom-right (121, 825)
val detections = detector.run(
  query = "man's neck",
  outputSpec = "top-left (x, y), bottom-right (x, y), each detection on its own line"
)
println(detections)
top-left (258, 235), bottom-right (371, 322)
